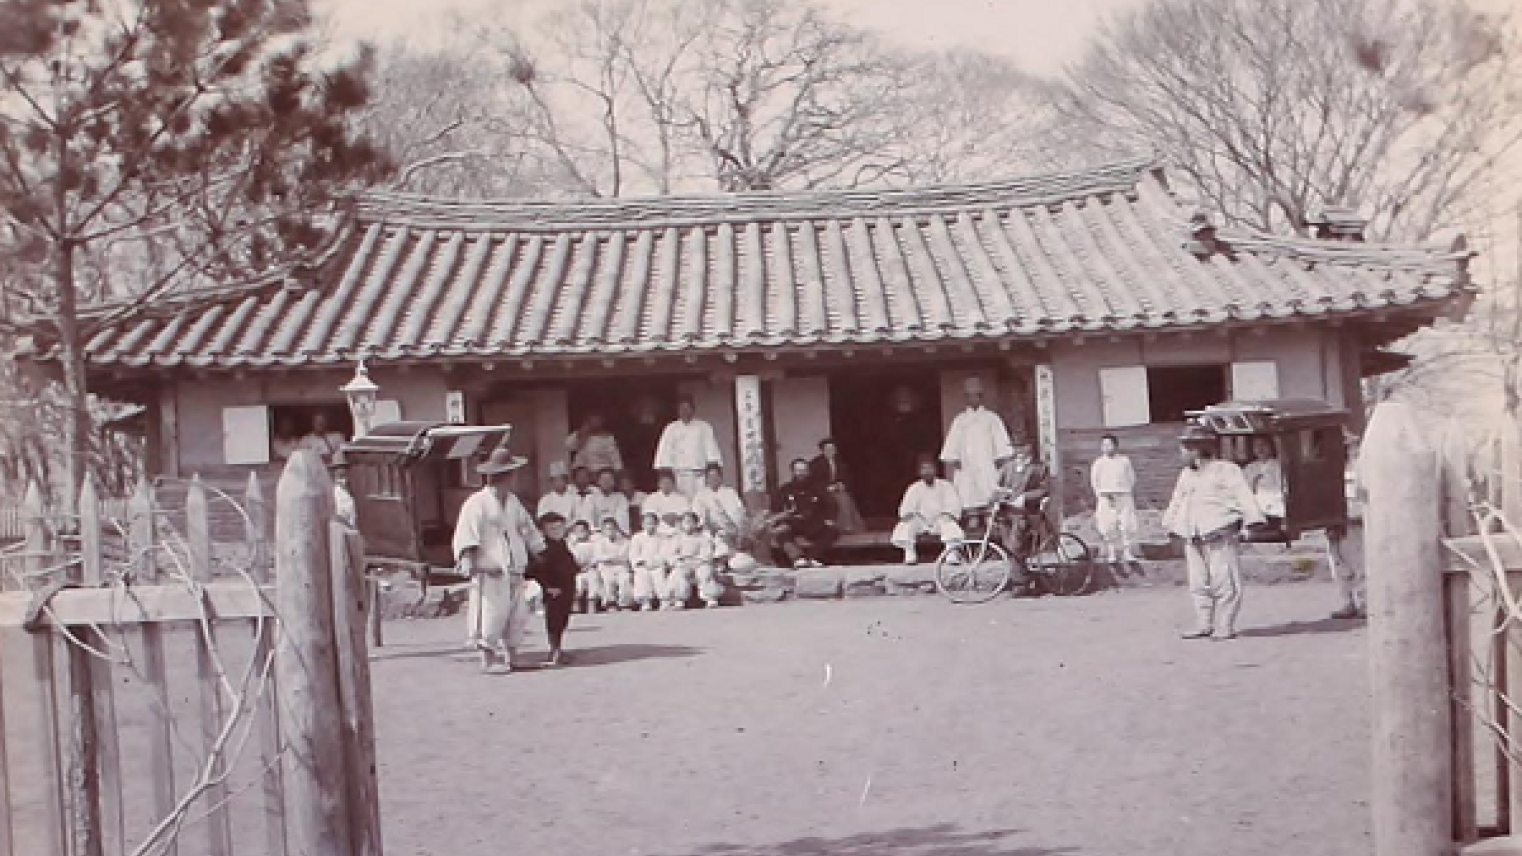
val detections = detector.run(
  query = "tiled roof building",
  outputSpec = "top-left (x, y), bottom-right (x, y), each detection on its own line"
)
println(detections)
top-left (83, 156), bottom-right (1471, 370)
top-left (80, 156), bottom-right (1475, 527)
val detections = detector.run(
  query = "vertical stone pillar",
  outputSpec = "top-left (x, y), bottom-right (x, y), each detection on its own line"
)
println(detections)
top-left (734, 374), bottom-right (769, 511)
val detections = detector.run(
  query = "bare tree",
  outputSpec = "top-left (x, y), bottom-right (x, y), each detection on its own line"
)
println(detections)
top-left (1051, 0), bottom-right (1522, 241)
top-left (888, 49), bottom-right (1076, 186)
top-left (475, 0), bottom-right (925, 195)
top-left (359, 44), bottom-right (542, 198)
top-left (0, 0), bottom-right (391, 509)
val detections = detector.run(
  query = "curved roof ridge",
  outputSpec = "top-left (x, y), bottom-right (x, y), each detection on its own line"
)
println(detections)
top-left (1219, 228), bottom-right (1473, 268)
top-left (357, 153), bottom-right (1160, 231)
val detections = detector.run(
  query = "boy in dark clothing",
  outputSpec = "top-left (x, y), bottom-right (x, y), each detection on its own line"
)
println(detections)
top-left (530, 512), bottom-right (581, 666)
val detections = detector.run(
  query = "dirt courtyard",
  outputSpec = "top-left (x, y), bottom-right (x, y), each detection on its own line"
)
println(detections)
top-left (371, 582), bottom-right (1371, 856)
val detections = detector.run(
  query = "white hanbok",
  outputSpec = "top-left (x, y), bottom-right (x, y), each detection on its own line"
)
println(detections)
top-left (653, 418), bottom-right (723, 497)
top-left (939, 406), bottom-right (1015, 510)
top-left (453, 488), bottom-right (545, 652)
top-left (891, 479), bottom-right (966, 550)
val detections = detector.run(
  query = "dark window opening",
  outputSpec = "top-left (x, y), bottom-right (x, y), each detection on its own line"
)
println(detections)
top-left (269, 404), bottom-right (352, 460)
top-left (1146, 365), bottom-right (1228, 423)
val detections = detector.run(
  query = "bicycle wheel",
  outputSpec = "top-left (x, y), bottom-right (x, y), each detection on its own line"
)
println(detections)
top-left (935, 541), bottom-right (1013, 604)
top-left (1028, 532), bottom-right (1093, 596)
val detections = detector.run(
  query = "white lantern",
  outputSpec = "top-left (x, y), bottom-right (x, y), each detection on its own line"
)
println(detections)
top-left (340, 360), bottom-right (381, 440)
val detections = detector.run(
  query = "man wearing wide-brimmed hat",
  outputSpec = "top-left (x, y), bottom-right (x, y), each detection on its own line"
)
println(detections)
top-left (1162, 423), bottom-right (1266, 642)
top-left (453, 447), bottom-right (546, 673)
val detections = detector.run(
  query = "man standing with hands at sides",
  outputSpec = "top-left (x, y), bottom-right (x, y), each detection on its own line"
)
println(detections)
top-left (940, 377), bottom-right (1015, 526)
top-left (891, 455), bottom-right (964, 565)
top-left (1162, 424), bottom-right (1266, 642)
top-left (454, 447), bottom-right (547, 673)
top-left (1090, 434), bottom-right (1140, 563)
top-left (654, 396), bottom-right (723, 499)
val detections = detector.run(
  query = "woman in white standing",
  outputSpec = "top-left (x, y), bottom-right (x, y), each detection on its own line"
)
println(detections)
top-left (1090, 434), bottom-right (1140, 563)
top-left (453, 448), bottom-right (546, 673)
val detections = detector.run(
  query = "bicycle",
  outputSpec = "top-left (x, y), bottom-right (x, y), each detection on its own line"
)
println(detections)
top-left (934, 494), bottom-right (1093, 604)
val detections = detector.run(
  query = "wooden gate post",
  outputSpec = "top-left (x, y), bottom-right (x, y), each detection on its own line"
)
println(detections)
top-left (1364, 401), bottom-right (1452, 856)
top-left (274, 452), bottom-right (352, 856)
top-left (331, 524), bottom-right (383, 856)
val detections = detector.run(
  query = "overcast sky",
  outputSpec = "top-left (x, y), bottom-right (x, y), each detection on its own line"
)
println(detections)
top-left (314, 0), bottom-right (1153, 76)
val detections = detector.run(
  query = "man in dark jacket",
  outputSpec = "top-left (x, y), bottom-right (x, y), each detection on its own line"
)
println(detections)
top-left (768, 458), bottom-right (838, 568)
top-left (529, 512), bottom-right (581, 666)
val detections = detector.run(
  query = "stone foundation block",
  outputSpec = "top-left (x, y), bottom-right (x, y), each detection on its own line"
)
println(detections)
top-left (842, 567), bottom-right (886, 598)
top-left (794, 568), bottom-right (844, 599)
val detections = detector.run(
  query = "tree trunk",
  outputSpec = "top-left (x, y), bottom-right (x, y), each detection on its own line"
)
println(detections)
top-left (54, 239), bottom-right (89, 522)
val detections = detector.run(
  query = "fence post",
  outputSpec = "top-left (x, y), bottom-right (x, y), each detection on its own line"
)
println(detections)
top-left (274, 451), bottom-right (352, 856)
top-left (1364, 401), bottom-right (1452, 856)
top-left (331, 523), bottom-right (383, 856)
top-left (246, 472), bottom-right (269, 574)
top-left (243, 472), bottom-right (287, 856)
top-left (129, 476), bottom-right (177, 856)
top-left (187, 476), bottom-right (234, 856)
top-left (22, 481), bottom-right (47, 589)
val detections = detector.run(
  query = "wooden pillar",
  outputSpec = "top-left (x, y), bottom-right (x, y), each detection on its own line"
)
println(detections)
top-left (274, 452), bottom-right (352, 856)
top-left (156, 385), bottom-right (180, 479)
top-left (1363, 401), bottom-right (1451, 856)
top-left (734, 374), bottom-right (769, 511)
top-left (330, 524), bottom-right (382, 856)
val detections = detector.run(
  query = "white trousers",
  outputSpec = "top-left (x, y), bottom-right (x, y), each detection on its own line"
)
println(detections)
top-left (891, 517), bottom-right (965, 553)
top-left (1328, 528), bottom-right (1365, 611)
top-left (598, 563), bottom-right (632, 607)
top-left (1183, 537), bottom-right (1244, 635)
top-left (632, 563), bottom-right (667, 604)
top-left (1095, 493), bottom-right (1139, 556)
top-left (465, 572), bottom-right (530, 651)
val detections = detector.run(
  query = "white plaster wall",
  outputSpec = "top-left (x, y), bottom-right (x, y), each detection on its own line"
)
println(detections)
top-left (173, 367), bottom-right (450, 473)
top-left (1051, 329), bottom-right (1338, 431)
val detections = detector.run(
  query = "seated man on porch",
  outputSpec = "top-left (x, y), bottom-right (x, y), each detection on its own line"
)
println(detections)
top-left (891, 455), bottom-right (964, 565)
top-left (993, 444), bottom-right (1050, 558)
top-left (766, 458), bottom-right (838, 569)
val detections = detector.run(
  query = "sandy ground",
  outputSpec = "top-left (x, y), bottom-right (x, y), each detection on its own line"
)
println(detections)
top-left (371, 582), bottom-right (1373, 856)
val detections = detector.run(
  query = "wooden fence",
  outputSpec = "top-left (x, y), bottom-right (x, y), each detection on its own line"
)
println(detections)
top-left (0, 451), bottom-right (380, 856)
top-left (1366, 401), bottom-right (1522, 856)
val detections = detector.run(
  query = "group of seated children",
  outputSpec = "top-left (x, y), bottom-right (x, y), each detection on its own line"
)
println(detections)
top-left (556, 508), bottom-right (728, 612)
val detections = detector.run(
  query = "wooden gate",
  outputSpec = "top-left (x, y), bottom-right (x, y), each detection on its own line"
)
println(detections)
top-left (0, 451), bottom-right (380, 856)
top-left (1365, 401), bottom-right (1522, 856)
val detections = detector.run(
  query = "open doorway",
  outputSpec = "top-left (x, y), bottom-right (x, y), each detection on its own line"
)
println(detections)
top-left (567, 376), bottom-right (685, 490)
top-left (827, 369), bottom-right (943, 526)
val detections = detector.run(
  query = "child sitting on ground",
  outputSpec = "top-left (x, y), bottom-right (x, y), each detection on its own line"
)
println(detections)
top-left (628, 511), bottom-right (668, 612)
top-left (529, 513), bottom-right (580, 666)
top-left (590, 516), bottom-right (631, 611)
top-left (568, 520), bottom-right (599, 613)
top-left (668, 511), bottom-right (722, 610)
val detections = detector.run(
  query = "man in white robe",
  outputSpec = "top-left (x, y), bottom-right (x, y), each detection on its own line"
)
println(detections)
top-left (535, 461), bottom-right (578, 522)
top-left (891, 457), bottom-right (965, 564)
top-left (643, 470), bottom-right (692, 534)
top-left (653, 397), bottom-right (723, 498)
top-left (565, 411), bottom-right (624, 474)
top-left (453, 448), bottom-right (546, 673)
top-left (692, 464), bottom-right (748, 552)
top-left (939, 377), bottom-right (1015, 512)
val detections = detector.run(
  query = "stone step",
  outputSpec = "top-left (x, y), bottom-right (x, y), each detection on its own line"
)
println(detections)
top-left (370, 549), bottom-right (1335, 624)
